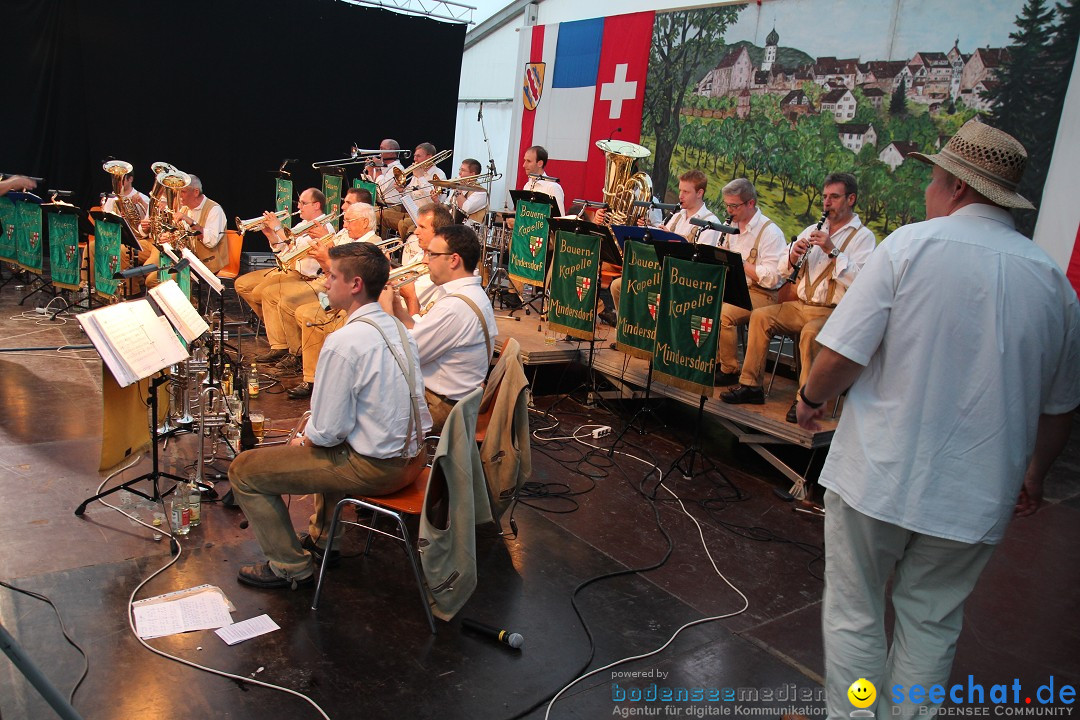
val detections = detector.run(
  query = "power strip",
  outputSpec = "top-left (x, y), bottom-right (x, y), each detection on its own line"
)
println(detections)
top-left (591, 426), bottom-right (611, 439)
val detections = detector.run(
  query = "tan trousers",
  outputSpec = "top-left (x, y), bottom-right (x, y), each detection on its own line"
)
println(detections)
top-left (381, 207), bottom-right (407, 239)
top-left (261, 276), bottom-right (321, 353)
top-left (235, 267), bottom-right (303, 335)
top-left (718, 286), bottom-right (779, 375)
top-left (229, 443), bottom-right (426, 579)
top-left (424, 388), bottom-right (456, 436)
top-left (739, 300), bottom-right (834, 388)
top-left (295, 302), bottom-right (346, 383)
top-left (610, 276), bottom-right (622, 316)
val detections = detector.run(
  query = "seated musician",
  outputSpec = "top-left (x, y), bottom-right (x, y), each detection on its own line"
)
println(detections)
top-left (380, 224), bottom-right (497, 433)
top-left (610, 170), bottom-right (720, 317)
top-left (104, 170), bottom-right (159, 287)
top-left (714, 178), bottom-right (787, 386)
top-left (234, 187), bottom-right (331, 365)
top-left (721, 172), bottom-right (876, 423)
top-left (398, 204), bottom-right (454, 317)
top-left (366, 138), bottom-right (405, 229)
top-left (229, 242), bottom-right (431, 590)
top-left (383, 142), bottom-right (447, 240)
top-left (450, 158), bottom-right (489, 223)
top-left (171, 175), bottom-right (228, 273)
top-left (285, 200), bottom-right (380, 400)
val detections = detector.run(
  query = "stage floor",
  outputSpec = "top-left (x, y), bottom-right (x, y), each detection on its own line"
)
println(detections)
top-left (1, 285), bottom-right (1078, 718)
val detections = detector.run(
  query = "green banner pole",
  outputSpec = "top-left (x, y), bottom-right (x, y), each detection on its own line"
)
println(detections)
top-left (47, 212), bottom-right (81, 290)
top-left (275, 178), bottom-right (294, 229)
top-left (547, 230), bottom-right (601, 341)
top-left (15, 201), bottom-right (44, 274)
top-left (93, 218), bottom-right (123, 298)
top-left (507, 199), bottom-right (551, 287)
top-left (651, 256), bottom-right (727, 396)
top-left (614, 240), bottom-right (663, 359)
top-left (322, 174), bottom-right (343, 230)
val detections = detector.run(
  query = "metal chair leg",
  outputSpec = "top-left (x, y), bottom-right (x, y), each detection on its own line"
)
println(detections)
top-left (766, 335), bottom-right (790, 398)
top-left (311, 500), bottom-right (347, 610)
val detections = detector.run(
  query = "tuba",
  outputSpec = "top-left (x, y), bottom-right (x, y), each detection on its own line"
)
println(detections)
top-left (595, 139), bottom-right (653, 226)
top-left (103, 160), bottom-right (147, 239)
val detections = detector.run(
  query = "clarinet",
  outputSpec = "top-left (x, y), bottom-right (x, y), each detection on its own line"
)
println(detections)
top-left (784, 210), bottom-right (828, 285)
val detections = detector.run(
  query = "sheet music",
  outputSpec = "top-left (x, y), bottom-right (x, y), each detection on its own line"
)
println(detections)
top-left (180, 247), bottom-right (224, 294)
top-left (402, 193), bottom-right (421, 225)
top-left (77, 300), bottom-right (190, 386)
top-left (160, 243), bottom-right (181, 264)
top-left (149, 280), bottom-right (210, 343)
top-left (133, 589), bottom-right (234, 639)
top-left (215, 614), bottom-right (281, 646)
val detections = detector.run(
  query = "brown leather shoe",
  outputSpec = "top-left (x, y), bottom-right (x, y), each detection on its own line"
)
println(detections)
top-left (287, 381), bottom-right (313, 399)
top-left (237, 561), bottom-right (313, 590)
top-left (254, 348), bottom-right (288, 363)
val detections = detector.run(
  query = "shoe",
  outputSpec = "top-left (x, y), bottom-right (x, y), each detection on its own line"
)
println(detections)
top-left (255, 348), bottom-right (288, 363)
top-left (272, 354), bottom-right (302, 377)
top-left (786, 399), bottom-right (799, 423)
top-left (720, 384), bottom-right (765, 405)
top-left (287, 381), bottom-right (313, 399)
top-left (237, 561), bottom-right (314, 590)
top-left (299, 533), bottom-right (340, 567)
top-left (598, 310), bottom-right (617, 327)
top-left (715, 371), bottom-right (741, 386)
top-left (608, 342), bottom-right (618, 350)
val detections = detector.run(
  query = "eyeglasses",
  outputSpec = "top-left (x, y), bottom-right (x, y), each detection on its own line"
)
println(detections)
top-left (724, 201), bottom-right (747, 212)
top-left (425, 250), bottom-right (455, 259)
top-left (299, 199), bottom-right (321, 206)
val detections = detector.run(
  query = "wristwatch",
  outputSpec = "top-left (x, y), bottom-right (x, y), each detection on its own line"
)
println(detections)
top-left (828, 247), bottom-right (841, 258)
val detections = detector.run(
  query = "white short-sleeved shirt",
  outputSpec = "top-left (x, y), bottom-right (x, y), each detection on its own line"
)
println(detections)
top-left (666, 204), bottom-right (721, 246)
top-left (817, 203), bottom-right (1080, 544)
top-left (721, 208), bottom-right (788, 290)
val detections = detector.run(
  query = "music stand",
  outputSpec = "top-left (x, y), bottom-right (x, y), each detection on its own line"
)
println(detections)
top-left (604, 226), bottom-right (685, 449)
top-left (650, 242), bottom-right (737, 490)
top-left (32, 202), bottom-right (83, 315)
top-left (507, 189), bottom-right (560, 316)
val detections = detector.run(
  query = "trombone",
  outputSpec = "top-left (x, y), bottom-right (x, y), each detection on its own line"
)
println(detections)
top-left (393, 149), bottom-right (453, 186)
top-left (387, 260), bottom-right (430, 288)
top-left (312, 146), bottom-right (411, 169)
top-left (236, 209), bottom-right (300, 235)
top-left (429, 170), bottom-right (503, 191)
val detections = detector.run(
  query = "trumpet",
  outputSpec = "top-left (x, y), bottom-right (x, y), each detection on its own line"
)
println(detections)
top-left (312, 147), bottom-right (411, 169)
top-left (387, 260), bottom-right (430, 288)
top-left (236, 209), bottom-right (300, 235)
top-left (393, 149), bottom-right (453, 187)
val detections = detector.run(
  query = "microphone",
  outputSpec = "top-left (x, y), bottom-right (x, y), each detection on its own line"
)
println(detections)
top-left (167, 258), bottom-right (191, 274)
top-left (631, 200), bottom-right (679, 211)
top-left (461, 618), bottom-right (524, 649)
top-left (477, 101), bottom-right (484, 122)
top-left (114, 264), bottom-right (159, 280)
top-left (689, 216), bottom-right (738, 234)
top-left (608, 127), bottom-right (623, 141)
top-left (529, 173), bottom-right (560, 183)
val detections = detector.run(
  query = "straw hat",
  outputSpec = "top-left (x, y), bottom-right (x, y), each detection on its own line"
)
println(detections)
top-left (910, 119), bottom-right (1034, 210)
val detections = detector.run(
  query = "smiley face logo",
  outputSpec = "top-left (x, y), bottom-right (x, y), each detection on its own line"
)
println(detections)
top-left (847, 678), bottom-right (876, 709)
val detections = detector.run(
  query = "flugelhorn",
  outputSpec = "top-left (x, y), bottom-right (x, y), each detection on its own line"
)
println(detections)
top-left (236, 209), bottom-right (299, 235)
top-left (288, 211), bottom-right (340, 239)
top-left (387, 260), bottom-right (430, 288)
top-left (393, 149), bottom-right (453, 186)
top-left (374, 237), bottom-right (405, 254)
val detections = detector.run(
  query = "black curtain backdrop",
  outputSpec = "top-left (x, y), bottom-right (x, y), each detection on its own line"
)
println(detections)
top-left (1, 0), bottom-right (464, 251)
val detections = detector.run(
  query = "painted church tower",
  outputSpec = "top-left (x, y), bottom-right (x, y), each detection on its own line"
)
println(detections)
top-left (763, 25), bottom-right (779, 72)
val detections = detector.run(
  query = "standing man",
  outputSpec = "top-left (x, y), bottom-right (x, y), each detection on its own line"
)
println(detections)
top-left (288, 201), bottom-right (381, 400)
top-left (230, 242), bottom-right (431, 589)
top-left (380, 224), bottom-right (496, 433)
top-left (234, 187), bottom-right (330, 365)
top-left (795, 120), bottom-right (1080, 720)
top-left (721, 172), bottom-right (875, 421)
top-left (520, 145), bottom-right (564, 216)
top-left (715, 178), bottom-right (787, 385)
top-left (172, 175), bottom-right (228, 273)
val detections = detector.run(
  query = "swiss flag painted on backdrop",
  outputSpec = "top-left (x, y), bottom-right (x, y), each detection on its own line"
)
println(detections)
top-left (516, 11), bottom-right (655, 210)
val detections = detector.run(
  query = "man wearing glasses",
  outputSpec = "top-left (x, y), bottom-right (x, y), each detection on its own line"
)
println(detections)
top-left (380, 224), bottom-right (496, 433)
top-left (721, 173), bottom-right (876, 423)
top-left (714, 178), bottom-right (788, 386)
top-left (235, 187), bottom-right (332, 366)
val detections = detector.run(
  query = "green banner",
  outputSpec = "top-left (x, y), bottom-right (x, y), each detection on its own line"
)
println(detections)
top-left (94, 218), bottom-right (122, 297)
top-left (507, 199), bottom-right (551, 287)
top-left (158, 252), bottom-right (192, 298)
top-left (15, 201), bottom-right (43, 274)
top-left (652, 257), bottom-right (727, 396)
top-left (352, 178), bottom-right (379, 205)
top-left (275, 178), bottom-right (293, 229)
top-left (322, 174), bottom-right (343, 230)
top-left (615, 240), bottom-right (663, 360)
top-left (0, 197), bottom-right (16, 261)
top-left (48, 212), bottom-right (81, 290)
top-left (547, 231), bottom-right (600, 341)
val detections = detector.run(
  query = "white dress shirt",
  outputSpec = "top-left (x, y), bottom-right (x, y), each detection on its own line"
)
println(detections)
top-left (408, 165), bottom-right (447, 204)
top-left (305, 302), bottom-right (432, 458)
top-left (457, 188), bottom-right (489, 216)
top-left (373, 161), bottom-right (404, 205)
top-left (103, 189), bottom-right (150, 218)
top-left (666, 203), bottom-right (721, 246)
top-left (525, 177), bottom-right (565, 216)
top-left (409, 276), bottom-right (497, 401)
top-left (721, 208), bottom-right (788, 290)
top-left (289, 222), bottom-right (337, 278)
top-left (186, 197), bottom-right (227, 249)
top-left (778, 214), bottom-right (876, 306)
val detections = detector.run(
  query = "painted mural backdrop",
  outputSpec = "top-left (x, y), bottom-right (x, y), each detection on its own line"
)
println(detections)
top-left (513, 0), bottom-right (1078, 242)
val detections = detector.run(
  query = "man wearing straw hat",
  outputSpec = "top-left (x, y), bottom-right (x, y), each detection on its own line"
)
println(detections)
top-left (793, 120), bottom-right (1080, 719)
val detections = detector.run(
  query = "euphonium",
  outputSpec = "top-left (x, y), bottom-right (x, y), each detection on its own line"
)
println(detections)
top-left (103, 160), bottom-right (147, 239)
top-left (147, 163), bottom-right (191, 244)
top-left (392, 149), bottom-right (453, 187)
top-left (595, 139), bottom-right (653, 226)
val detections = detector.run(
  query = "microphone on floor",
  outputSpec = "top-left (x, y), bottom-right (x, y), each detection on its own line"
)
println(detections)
top-left (461, 618), bottom-right (524, 649)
